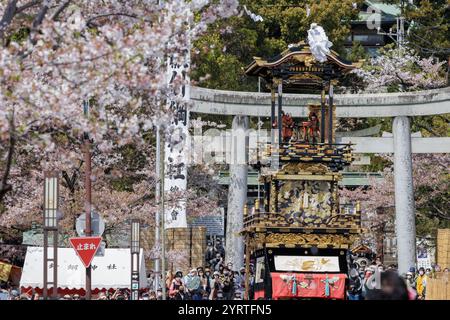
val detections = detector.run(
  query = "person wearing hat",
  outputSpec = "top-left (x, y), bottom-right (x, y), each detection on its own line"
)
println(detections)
top-left (19, 293), bottom-right (30, 300)
top-left (9, 289), bottom-right (19, 300)
top-left (184, 269), bottom-right (201, 300)
top-left (361, 267), bottom-right (375, 298)
top-left (209, 271), bottom-right (223, 300)
top-left (202, 267), bottom-right (212, 294)
top-left (405, 272), bottom-right (416, 289)
top-left (233, 267), bottom-right (246, 296)
top-left (97, 292), bottom-right (107, 300)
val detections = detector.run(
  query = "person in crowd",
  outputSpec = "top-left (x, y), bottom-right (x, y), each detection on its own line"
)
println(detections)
top-left (214, 239), bottom-right (225, 258)
top-left (149, 291), bottom-right (157, 300)
top-left (409, 266), bottom-right (416, 277)
top-left (198, 268), bottom-right (210, 294)
top-left (402, 273), bottom-right (418, 300)
top-left (165, 270), bottom-right (173, 293)
top-left (218, 263), bottom-right (225, 274)
top-left (375, 257), bottom-right (382, 266)
top-left (405, 272), bottom-right (416, 289)
top-left (347, 268), bottom-right (363, 300)
top-left (97, 292), bottom-right (108, 300)
top-left (169, 271), bottom-right (184, 300)
top-left (205, 241), bottom-right (215, 265)
top-left (9, 289), bottom-right (19, 300)
top-left (184, 269), bottom-right (201, 300)
top-left (415, 267), bottom-right (428, 299)
top-left (0, 283), bottom-right (10, 300)
top-left (221, 266), bottom-right (234, 300)
top-left (209, 271), bottom-right (223, 300)
top-left (235, 267), bottom-right (247, 295)
top-left (210, 253), bottom-right (224, 272)
top-left (201, 290), bottom-right (210, 300)
top-left (156, 288), bottom-right (163, 300)
top-left (361, 267), bottom-right (375, 297)
top-left (19, 293), bottom-right (30, 300)
top-left (365, 270), bottom-right (409, 300)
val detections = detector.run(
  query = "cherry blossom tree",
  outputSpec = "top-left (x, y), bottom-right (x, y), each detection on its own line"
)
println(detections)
top-left (0, 0), bottom-right (240, 242)
top-left (352, 46), bottom-right (447, 93)
top-left (341, 154), bottom-right (450, 248)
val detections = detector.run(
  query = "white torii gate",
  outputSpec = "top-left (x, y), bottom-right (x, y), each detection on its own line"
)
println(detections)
top-left (190, 85), bottom-right (450, 274)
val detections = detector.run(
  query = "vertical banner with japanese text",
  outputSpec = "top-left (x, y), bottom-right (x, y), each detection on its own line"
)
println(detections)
top-left (164, 49), bottom-right (190, 229)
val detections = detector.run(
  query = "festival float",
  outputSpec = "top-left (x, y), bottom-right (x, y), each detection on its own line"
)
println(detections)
top-left (242, 24), bottom-right (363, 300)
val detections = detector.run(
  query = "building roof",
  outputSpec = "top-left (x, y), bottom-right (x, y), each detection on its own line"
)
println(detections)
top-left (244, 42), bottom-right (362, 91)
top-left (356, 0), bottom-right (401, 23)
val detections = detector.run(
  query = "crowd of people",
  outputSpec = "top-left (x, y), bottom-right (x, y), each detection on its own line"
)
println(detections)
top-left (347, 257), bottom-right (449, 300)
top-left (2, 238), bottom-right (449, 300)
top-left (145, 239), bottom-right (252, 300)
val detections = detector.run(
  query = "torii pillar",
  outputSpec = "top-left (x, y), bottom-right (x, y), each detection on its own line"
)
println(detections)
top-left (392, 116), bottom-right (416, 274)
top-left (225, 115), bottom-right (249, 270)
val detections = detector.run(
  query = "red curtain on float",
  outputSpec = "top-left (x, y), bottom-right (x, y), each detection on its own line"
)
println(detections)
top-left (254, 289), bottom-right (265, 300)
top-left (271, 272), bottom-right (347, 299)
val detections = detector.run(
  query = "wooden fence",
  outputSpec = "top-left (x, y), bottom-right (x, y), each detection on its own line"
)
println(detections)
top-left (426, 274), bottom-right (450, 300)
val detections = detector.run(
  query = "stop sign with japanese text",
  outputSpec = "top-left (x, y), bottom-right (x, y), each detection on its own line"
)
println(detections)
top-left (69, 237), bottom-right (102, 268)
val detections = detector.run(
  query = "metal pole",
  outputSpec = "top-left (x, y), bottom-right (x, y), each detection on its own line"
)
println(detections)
top-left (83, 100), bottom-right (92, 300)
top-left (160, 134), bottom-right (166, 300)
top-left (257, 79), bottom-right (261, 200)
top-left (84, 140), bottom-right (92, 300)
top-left (131, 220), bottom-right (140, 300)
top-left (43, 229), bottom-right (48, 300)
top-left (320, 88), bottom-right (326, 143)
top-left (244, 234), bottom-right (251, 300)
top-left (52, 229), bottom-right (58, 299)
top-left (154, 125), bottom-right (161, 292)
top-left (328, 83), bottom-right (334, 146)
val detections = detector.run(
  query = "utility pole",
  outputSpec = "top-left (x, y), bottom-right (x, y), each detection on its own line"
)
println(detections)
top-left (154, 125), bottom-right (161, 292)
top-left (160, 134), bottom-right (166, 300)
top-left (83, 100), bottom-right (92, 300)
top-left (377, 0), bottom-right (407, 50)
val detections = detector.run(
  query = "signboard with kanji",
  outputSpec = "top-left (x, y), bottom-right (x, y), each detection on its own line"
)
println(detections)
top-left (164, 47), bottom-right (190, 229)
top-left (69, 237), bottom-right (102, 268)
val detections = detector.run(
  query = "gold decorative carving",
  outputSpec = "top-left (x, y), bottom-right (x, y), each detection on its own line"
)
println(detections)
top-left (292, 54), bottom-right (316, 67)
top-left (263, 233), bottom-right (357, 246)
top-left (281, 162), bottom-right (330, 174)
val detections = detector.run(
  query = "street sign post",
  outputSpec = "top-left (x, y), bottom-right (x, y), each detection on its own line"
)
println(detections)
top-left (69, 237), bottom-right (102, 268)
top-left (76, 212), bottom-right (105, 237)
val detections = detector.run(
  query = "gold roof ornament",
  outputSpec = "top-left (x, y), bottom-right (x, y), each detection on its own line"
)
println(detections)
top-left (244, 41), bottom-right (361, 91)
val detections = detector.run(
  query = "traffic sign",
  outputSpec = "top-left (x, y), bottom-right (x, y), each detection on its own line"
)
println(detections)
top-left (75, 211), bottom-right (105, 237)
top-left (69, 237), bottom-right (102, 268)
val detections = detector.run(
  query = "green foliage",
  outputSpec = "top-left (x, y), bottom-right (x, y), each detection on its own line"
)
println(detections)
top-left (192, 0), bottom-right (363, 90)
top-left (8, 27), bottom-right (30, 44)
top-left (404, 0), bottom-right (450, 60)
top-left (346, 41), bottom-right (369, 62)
